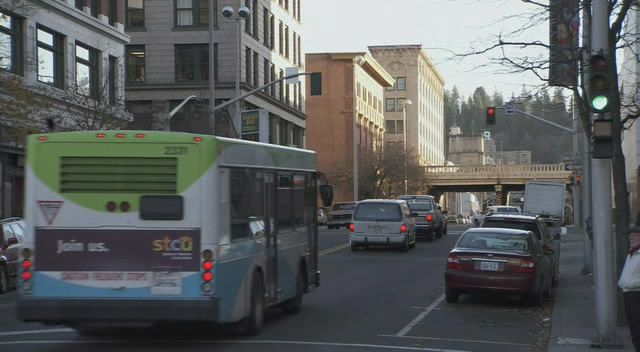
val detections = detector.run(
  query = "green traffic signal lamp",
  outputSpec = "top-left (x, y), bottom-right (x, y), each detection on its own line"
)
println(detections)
top-left (589, 54), bottom-right (611, 113)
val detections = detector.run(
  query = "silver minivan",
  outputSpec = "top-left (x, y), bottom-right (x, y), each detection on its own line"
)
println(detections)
top-left (349, 200), bottom-right (416, 252)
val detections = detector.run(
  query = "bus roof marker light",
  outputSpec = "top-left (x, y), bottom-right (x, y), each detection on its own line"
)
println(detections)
top-left (194, 136), bottom-right (203, 142)
top-left (116, 133), bottom-right (126, 139)
top-left (96, 133), bottom-right (106, 139)
top-left (135, 133), bottom-right (145, 139)
top-left (37, 136), bottom-right (48, 142)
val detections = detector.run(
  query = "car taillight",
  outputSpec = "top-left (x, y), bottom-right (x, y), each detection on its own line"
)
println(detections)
top-left (516, 258), bottom-right (536, 273)
top-left (349, 223), bottom-right (355, 233)
top-left (447, 254), bottom-right (464, 270)
top-left (426, 214), bottom-right (433, 222)
top-left (400, 224), bottom-right (408, 233)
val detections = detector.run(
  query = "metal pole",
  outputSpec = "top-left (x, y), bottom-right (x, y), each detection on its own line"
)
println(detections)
top-left (572, 98), bottom-right (581, 228)
top-left (581, 0), bottom-right (593, 275)
top-left (207, 0), bottom-right (216, 134)
top-left (234, 18), bottom-right (242, 138)
top-left (403, 102), bottom-right (408, 194)
top-left (591, 0), bottom-right (620, 347)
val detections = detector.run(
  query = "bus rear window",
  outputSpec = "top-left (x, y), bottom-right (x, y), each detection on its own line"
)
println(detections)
top-left (140, 196), bottom-right (184, 220)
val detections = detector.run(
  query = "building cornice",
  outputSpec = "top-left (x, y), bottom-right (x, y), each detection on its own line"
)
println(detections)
top-left (368, 45), bottom-right (446, 86)
top-left (307, 52), bottom-right (394, 87)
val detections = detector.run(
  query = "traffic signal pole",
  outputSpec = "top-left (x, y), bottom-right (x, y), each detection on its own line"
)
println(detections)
top-left (590, 0), bottom-right (620, 347)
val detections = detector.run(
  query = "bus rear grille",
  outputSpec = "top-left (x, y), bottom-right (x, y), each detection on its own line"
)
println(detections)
top-left (60, 157), bottom-right (178, 194)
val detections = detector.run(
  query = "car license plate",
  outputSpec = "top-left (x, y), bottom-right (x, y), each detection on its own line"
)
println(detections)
top-left (151, 270), bottom-right (182, 295)
top-left (480, 261), bottom-right (500, 271)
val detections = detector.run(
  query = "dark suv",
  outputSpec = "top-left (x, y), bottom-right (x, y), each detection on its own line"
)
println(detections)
top-left (398, 195), bottom-right (447, 240)
top-left (480, 213), bottom-right (560, 285)
top-left (0, 217), bottom-right (26, 294)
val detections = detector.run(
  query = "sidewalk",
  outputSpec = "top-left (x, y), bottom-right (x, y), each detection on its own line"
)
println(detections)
top-left (548, 226), bottom-right (634, 351)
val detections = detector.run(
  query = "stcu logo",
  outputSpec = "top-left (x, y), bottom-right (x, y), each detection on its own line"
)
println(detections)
top-left (153, 236), bottom-right (194, 252)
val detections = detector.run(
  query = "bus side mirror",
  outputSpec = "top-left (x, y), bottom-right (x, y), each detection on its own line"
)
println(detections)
top-left (319, 185), bottom-right (333, 207)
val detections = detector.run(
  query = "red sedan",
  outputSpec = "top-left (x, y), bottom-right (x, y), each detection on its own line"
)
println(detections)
top-left (445, 227), bottom-right (552, 306)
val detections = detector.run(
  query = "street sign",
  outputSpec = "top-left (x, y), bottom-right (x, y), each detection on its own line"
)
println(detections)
top-left (505, 103), bottom-right (515, 115)
top-left (564, 163), bottom-right (583, 171)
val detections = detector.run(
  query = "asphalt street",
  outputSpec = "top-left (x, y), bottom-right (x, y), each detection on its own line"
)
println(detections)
top-left (0, 224), bottom-right (552, 352)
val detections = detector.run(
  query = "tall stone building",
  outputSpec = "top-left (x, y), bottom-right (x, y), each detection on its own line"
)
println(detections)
top-left (306, 52), bottom-right (393, 202)
top-left (125, 0), bottom-right (305, 147)
top-left (369, 44), bottom-right (446, 166)
top-left (0, 0), bottom-right (130, 217)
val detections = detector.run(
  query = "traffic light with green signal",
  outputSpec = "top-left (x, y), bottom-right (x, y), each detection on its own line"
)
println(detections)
top-left (486, 107), bottom-right (496, 125)
top-left (589, 54), bottom-right (611, 113)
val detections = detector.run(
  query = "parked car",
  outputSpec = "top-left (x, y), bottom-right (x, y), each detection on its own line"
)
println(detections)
top-left (0, 217), bottom-right (26, 294)
top-left (349, 200), bottom-right (416, 252)
top-left (447, 215), bottom-right (458, 223)
top-left (317, 208), bottom-right (328, 226)
top-left (480, 213), bottom-right (560, 285)
top-left (445, 227), bottom-right (552, 306)
top-left (398, 195), bottom-right (447, 239)
top-left (327, 202), bottom-right (357, 229)
top-left (472, 205), bottom-right (521, 227)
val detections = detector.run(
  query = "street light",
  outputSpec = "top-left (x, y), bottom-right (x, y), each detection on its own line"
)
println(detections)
top-left (222, 5), bottom-right (251, 138)
top-left (402, 99), bottom-right (412, 194)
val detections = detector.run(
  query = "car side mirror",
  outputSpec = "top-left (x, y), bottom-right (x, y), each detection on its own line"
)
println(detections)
top-left (319, 185), bottom-right (334, 207)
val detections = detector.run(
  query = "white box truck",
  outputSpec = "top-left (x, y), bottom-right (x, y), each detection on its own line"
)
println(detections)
top-left (523, 181), bottom-right (566, 223)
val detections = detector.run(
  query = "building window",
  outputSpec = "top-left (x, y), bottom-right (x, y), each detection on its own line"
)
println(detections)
top-left (126, 0), bottom-right (145, 28)
top-left (263, 8), bottom-right (269, 48)
top-left (90, 0), bottom-right (101, 17)
top-left (385, 120), bottom-right (395, 134)
top-left (244, 0), bottom-right (251, 33)
top-left (269, 14), bottom-right (275, 50)
top-left (397, 98), bottom-right (406, 111)
top-left (109, 56), bottom-right (117, 105)
top-left (75, 43), bottom-right (99, 98)
top-left (385, 98), bottom-right (395, 112)
top-left (270, 64), bottom-right (276, 96)
top-left (263, 58), bottom-right (270, 91)
top-left (297, 83), bottom-right (302, 110)
top-left (0, 11), bottom-right (23, 74)
top-left (396, 120), bottom-right (404, 133)
top-left (396, 77), bottom-right (406, 91)
top-left (253, 51), bottom-right (259, 87)
top-left (245, 47), bottom-right (252, 84)
top-left (108, 0), bottom-right (118, 26)
top-left (279, 68), bottom-right (284, 101)
top-left (292, 32), bottom-right (297, 65)
top-left (297, 35), bottom-right (301, 67)
top-left (75, 0), bottom-right (84, 10)
top-left (252, 0), bottom-right (258, 38)
top-left (126, 45), bottom-right (145, 83)
top-left (284, 25), bottom-right (289, 59)
top-left (175, 44), bottom-right (209, 82)
top-left (175, 0), bottom-right (208, 27)
top-left (278, 20), bottom-right (283, 55)
top-left (36, 26), bottom-right (64, 88)
top-left (284, 0), bottom-right (289, 11)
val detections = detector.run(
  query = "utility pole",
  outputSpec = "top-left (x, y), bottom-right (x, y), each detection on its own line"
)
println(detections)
top-left (207, 0), bottom-right (216, 134)
top-left (581, 0), bottom-right (593, 275)
top-left (590, 0), bottom-right (621, 347)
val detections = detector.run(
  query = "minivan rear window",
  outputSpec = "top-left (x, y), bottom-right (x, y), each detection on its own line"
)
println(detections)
top-left (407, 202), bottom-right (433, 211)
top-left (354, 203), bottom-right (402, 222)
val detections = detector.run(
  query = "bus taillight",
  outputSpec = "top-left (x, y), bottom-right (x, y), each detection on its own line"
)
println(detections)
top-left (202, 249), bottom-right (213, 261)
top-left (203, 272), bottom-right (213, 282)
top-left (22, 248), bottom-right (32, 259)
top-left (22, 260), bottom-right (32, 270)
top-left (21, 271), bottom-right (32, 281)
top-left (202, 261), bottom-right (213, 271)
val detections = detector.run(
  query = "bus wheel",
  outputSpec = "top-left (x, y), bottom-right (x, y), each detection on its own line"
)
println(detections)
top-left (283, 268), bottom-right (304, 315)
top-left (0, 265), bottom-right (8, 294)
top-left (245, 272), bottom-right (265, 336)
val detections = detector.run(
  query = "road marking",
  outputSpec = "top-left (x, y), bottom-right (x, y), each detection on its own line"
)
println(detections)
top-left (395, 294), bottom-right (445, 337)
top-left (381, 334), bottom-right (533, 347)
top-left (0, 339), bottom-right (472, 351)
top-left (0, 328), bottom-right (73, 336)
top-left (556, 337), bottom-right (592, 345)
top-left (319, 243), bottom-right (350, 256)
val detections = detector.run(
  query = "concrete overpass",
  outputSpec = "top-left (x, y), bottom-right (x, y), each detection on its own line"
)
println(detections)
top-left (422, 164), bottom-right (574, 204)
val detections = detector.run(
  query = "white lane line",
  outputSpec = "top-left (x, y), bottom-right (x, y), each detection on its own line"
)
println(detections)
top-left (0, 339), bottom-right (471, 351)
top-left (319, 243), bottom-right (350, 256)
top-left (380, 334), bottom-right (533, 347)
top-left (395, 294), bottom-right (445, 337)
top-left (0, 328), bottom-right (73, 336)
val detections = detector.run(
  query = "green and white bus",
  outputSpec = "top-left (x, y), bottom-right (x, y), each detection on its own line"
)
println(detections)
top-left (17, 131), bottom-right (332, 335)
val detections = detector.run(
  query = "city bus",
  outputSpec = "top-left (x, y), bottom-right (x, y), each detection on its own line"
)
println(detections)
top-left (17, 131), bottom-right (332, 335)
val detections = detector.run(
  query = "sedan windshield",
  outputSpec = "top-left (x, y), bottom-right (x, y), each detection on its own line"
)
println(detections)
top-left (458, 232), bottom-right (530, 252)
top-left (353, 203), bottom-right (402, 222)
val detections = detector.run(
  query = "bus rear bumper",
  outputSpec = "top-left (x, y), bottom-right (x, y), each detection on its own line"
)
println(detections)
top-left (17, 297), bottom-right (220, 323)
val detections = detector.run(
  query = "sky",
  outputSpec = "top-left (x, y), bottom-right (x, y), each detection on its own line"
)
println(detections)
top-left (303, 0), bottom-right (551, 99)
